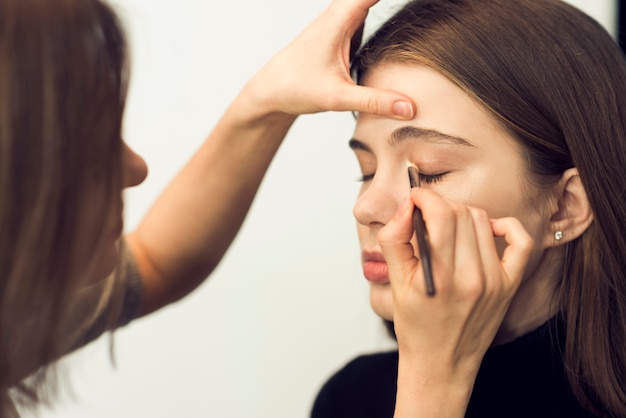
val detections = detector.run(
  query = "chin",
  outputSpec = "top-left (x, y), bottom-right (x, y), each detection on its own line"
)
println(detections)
top-left (369, 283), bottom-right (394, 321)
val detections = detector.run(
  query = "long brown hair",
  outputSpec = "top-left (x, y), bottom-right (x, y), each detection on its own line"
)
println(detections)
top-left (0, 0), bottom-right (128, 413)
top-left (353, 0), bottom-right (626, 416)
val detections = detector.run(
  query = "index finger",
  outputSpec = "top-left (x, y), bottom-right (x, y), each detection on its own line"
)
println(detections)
top-left (490, 217), bottom-right (533, 287)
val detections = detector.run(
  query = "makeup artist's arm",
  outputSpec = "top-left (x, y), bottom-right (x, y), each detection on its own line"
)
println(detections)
top-left (378, 189), bottom-right (532, 418)
top-left (124, 0), bottom-right (415, 316)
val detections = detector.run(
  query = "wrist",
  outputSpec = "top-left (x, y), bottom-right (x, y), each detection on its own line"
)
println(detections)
top-left (225, 69), bottom-right (298, 129)
top-left (394, 352), bottom-right (477, 418)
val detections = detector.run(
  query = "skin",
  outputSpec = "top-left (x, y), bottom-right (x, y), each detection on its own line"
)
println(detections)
top-left (351, 63), bottom-right (550, 416)
top-left (63, 2), bottom-right (597, 416)
top-left (82, 142), bottom-right (148, 282)
top-left (353, 63), bottom-right (552, 333)
top-left (13, 1), bottom-right (419, 389)
top-left (79, 0), bottom-right (418, 318)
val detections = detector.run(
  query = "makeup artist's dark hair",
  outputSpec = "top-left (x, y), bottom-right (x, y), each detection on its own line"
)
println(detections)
top-left (353, 0), bottom-right (626, 415)
top-left (0, 0), bottom-right (128, 414)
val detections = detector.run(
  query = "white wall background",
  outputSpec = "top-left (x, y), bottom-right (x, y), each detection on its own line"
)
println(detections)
top-left (32, 1), bottom-right (617, 417)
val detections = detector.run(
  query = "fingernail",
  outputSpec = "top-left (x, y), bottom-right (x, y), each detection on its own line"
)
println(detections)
top-left (392, 101), bottom-right (414, 119)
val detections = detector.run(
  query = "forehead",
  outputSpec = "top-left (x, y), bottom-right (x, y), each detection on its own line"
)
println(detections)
top-left (355, 63), bottom-right (507, 146)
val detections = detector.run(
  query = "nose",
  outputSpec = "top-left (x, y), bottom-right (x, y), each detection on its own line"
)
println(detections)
top-left (121, 141), bottom-right (148, 189)
top-left (353, 172), bottom-right (406, 229)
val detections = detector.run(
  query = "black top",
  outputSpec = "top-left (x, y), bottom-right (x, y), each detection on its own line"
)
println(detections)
top-left (311, 319), bottom-right (600, 417)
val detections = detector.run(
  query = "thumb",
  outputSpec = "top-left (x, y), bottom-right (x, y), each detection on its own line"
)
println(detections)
top-left (336, 84), bottom-right (416, 119)
top-left (378, 197), bottom-right (420, 288)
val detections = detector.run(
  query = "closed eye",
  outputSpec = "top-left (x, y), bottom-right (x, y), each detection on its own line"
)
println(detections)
top-left (419, 172), bottom-right (449, 184)
top-left (356, 172), bottom-right (449, 184)
top-left (356, 173), bottom-right (375, 182)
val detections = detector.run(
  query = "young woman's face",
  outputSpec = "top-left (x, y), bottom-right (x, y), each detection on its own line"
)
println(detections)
top-left (80, 141), bottom-right (148, 282)
top-left (352, 64), bottom-right (551, 321)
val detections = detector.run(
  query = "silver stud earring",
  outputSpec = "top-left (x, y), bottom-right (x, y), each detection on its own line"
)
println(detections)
top-left (554, 230), bottom-right (563, 241)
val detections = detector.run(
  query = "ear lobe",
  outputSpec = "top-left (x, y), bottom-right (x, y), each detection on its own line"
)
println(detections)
top-left (544, 168), bottom-right (594, 247)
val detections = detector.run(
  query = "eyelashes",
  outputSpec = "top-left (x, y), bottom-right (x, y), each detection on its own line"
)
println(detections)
top-left (356, 171), bottom-right (449, 184)
top-left (357, 173), bottom-right (375, 182)
top-left (419, 172), bottom-right (449, 184)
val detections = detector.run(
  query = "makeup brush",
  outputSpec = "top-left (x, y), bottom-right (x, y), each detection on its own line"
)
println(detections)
top-left (408, 166), bottom-right (435, 296)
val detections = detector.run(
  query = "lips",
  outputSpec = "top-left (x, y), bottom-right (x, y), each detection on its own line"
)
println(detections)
top-left (362, 251), bottom-right (389, 283)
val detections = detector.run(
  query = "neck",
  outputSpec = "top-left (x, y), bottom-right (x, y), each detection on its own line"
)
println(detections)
top-left (492, 248), bottom-right (563, 346)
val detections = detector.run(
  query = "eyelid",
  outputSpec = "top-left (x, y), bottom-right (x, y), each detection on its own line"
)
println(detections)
top-left (356, 171), bottom-right (449, 184)
top-left (418, 171), bottom-right (449, 184)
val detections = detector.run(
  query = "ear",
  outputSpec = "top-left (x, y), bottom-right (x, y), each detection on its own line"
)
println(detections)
top-left (544, 168), bottom-right (594, 247)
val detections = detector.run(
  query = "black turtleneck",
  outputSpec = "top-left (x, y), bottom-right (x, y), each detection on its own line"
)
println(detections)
top-left (311, 318), bottom-right (600, 417)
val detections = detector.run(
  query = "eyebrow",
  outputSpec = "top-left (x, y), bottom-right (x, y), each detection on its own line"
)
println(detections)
top-left (389, 126), bottom-right (474, 147)
top-left (348, 138), bottom-right (371, 152)
top-left (349, 126), bottom-right (475, 152)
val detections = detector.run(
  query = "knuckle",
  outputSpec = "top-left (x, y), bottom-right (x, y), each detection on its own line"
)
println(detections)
top-left (452, 205), bottom-right (473, 222)
top-left (430, 206), bottom-right (455, 224)
top-left (521, 233), bottom-right (534, 253)
top-left (462, 272), bottom-right (487, 300)
top-left (469, 207), bottom-right (489, 223)
top-left (362, 95), bottom-right (382, 115)
top-left (510, 217), bottom-right (534, 252)
top-left (377, 225), bottom-right (393, 247)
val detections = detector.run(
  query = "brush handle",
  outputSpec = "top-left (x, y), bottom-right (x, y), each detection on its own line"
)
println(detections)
top-left (408, 166), bottom-right (435, 296)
